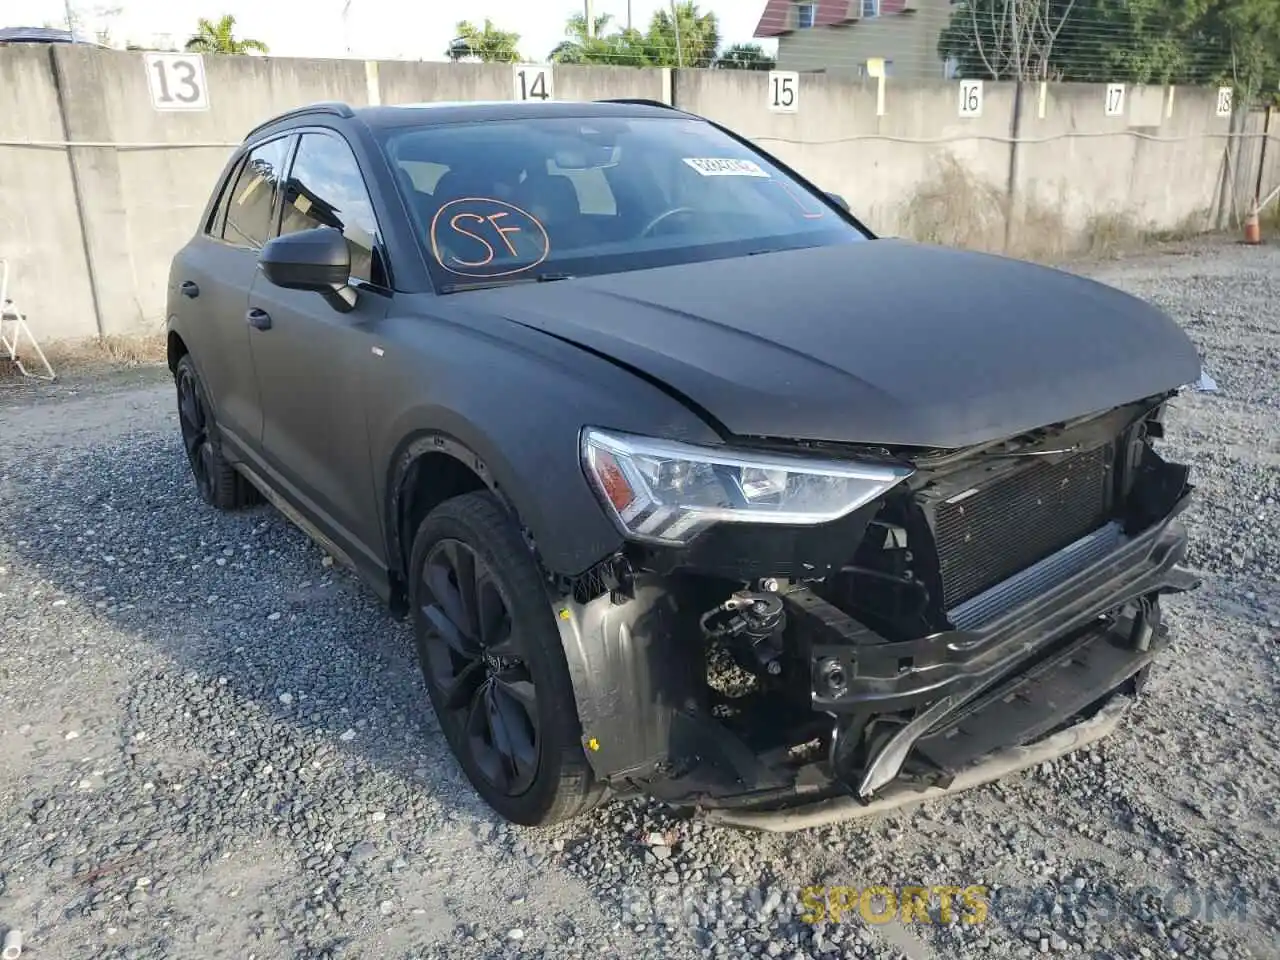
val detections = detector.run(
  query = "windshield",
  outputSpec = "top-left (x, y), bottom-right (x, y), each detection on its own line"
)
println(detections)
top-left (381, 115), bottom-right (867, 291)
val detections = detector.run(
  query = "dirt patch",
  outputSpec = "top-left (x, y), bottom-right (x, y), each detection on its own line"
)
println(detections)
top-left (0, 333), bottom-right (169, 407)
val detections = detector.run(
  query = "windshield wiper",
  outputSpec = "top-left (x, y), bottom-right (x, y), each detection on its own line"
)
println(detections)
top-left (439, 273), bottom-right (575, 294)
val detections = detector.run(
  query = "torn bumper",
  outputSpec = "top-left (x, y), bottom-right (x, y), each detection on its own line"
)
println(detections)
top-left (794, 500), bottom-right (1196, 804)
top-left (555, 490), bottom-right (1198, 820)
top-left (702, 693), bottom-right (1136, 832)
top-left (803, 506), bottom-right (1195, 715)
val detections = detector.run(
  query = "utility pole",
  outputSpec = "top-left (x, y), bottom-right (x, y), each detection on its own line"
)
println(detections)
top-left (63, 0), bottom-right (76, 34)
top-left (627, 0), bottom-right (632, 31)
top-left (585, 0), bottom-right (594, 38)
top-left (671, 1), bottom-right (683, 67)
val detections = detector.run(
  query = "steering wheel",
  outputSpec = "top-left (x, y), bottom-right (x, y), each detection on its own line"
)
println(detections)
top-left (638, 206), bottom-right (698, 239)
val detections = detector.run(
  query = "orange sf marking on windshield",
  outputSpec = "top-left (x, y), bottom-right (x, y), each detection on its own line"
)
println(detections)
top-left (429, 197), bottom-right (550, 278)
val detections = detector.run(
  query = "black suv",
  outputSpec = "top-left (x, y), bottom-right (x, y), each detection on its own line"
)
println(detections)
top-left (166, 98), bottom-right (1202, 828)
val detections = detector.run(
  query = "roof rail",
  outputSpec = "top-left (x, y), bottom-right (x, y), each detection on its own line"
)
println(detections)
top-left (244, 101), bottom-right (356, 141)
top-left (595, 98), bottom-right (680, 110)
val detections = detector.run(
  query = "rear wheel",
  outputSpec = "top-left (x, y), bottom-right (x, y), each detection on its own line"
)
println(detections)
top-left (175, 354), bottom-right (259, 510)
top-left (409, 491), bottom-right (607, 825)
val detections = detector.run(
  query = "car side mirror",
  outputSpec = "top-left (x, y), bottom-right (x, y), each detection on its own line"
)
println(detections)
top-left (259, 227), bottom-right (356, 313)
top-left (826, 192), bottom-right (850, 213)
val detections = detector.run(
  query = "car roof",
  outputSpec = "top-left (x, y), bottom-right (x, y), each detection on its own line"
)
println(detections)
top-left (0, 26), bottom-right (82, 42)
top-left (244, 98), bottom-right (691, 143)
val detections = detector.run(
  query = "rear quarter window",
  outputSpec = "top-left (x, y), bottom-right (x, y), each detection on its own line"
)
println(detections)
top-left (204, 156), bottom-right (245, 238)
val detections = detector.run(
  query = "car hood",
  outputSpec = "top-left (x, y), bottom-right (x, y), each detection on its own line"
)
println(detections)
top-left (458, 239), bottom-right (1202, 449)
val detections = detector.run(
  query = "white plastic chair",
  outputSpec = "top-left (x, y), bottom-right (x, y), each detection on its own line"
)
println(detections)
top-left (0, 259), bottom-right (56, 381)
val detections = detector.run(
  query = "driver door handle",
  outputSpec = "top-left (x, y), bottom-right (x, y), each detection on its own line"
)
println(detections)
top-left (246, 307), bottom-right (272, 331)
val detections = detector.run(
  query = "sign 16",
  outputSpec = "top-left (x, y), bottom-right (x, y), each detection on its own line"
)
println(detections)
top-left (958, 79), bottom-right (983, 117)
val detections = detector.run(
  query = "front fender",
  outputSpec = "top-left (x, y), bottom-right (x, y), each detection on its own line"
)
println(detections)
top-left (382, 423), bottom-right (560, 588)
top-left (367, 299), bottom-right (720, 579)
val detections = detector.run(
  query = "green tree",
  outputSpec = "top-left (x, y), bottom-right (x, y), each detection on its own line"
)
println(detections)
top-left (716, 42), bottom-right (776, 70)
top-left (548, 3), bottom-right (720, 68)
top-left (550, 13), bottom-right (651, 65)
top-left (1198, 0), bottom-right (1280, 101)
top-left (938, 0), bottom-right (1279, 96)
top-left (184, 14), bottom-right (268, 55)
top-left (646, 2), bottom-right (721, 68)
top-left (446, 19), bottom-right (522, 63)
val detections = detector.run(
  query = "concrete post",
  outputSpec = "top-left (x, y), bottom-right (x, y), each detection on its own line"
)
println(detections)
top-left (48, 44), bottom-right (106, 339)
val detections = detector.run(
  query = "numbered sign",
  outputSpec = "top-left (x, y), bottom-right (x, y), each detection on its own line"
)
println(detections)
top-left (513, 64), bottom-right (554, 102)
top-left (1216, 86), bottom-right (1233, 118)
top-left (958, 79), bottom-right (983, 118)
top-left (144, 53), bottom-right (209, 111)
top-left (768, 71), bottom-right (799, 114)
top-left (1105, 83), bottom-right (1126, 117)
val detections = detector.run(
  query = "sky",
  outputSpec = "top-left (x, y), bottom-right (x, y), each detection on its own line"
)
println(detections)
top-left (3, 0), bottom-right (775, 62)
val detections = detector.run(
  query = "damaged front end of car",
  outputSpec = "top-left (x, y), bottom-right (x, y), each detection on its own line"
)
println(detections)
top-left (550, 393), bottom-right (1200, 825)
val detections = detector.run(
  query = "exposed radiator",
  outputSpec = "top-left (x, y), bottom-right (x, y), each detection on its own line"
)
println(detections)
top-left (933, 446), bottom-right (1114, 611)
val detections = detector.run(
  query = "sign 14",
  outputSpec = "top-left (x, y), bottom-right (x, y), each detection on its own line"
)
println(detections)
top-left (513, 64), bottom-right (554, 102)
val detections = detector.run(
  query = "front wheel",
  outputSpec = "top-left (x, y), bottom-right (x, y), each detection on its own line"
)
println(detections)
top-left (409, 491), bottom-right (607, 826)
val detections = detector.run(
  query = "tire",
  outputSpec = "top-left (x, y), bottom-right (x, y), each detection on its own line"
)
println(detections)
top-left (409, 490), bottom-right (607, 826)
top-left (174, 354), bottom-right (260, 511)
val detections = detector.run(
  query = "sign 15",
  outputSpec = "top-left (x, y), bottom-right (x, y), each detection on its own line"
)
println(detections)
top-left (958, 79), bottom-right (983, 117)
top-left (513, 64), bottom-right (554, 102)
top-left (144, 53), bottom-right (210, 111)
top-left (768, 71), bottom-right (799, 113)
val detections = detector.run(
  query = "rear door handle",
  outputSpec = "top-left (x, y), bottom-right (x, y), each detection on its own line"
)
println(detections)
top-left (180, 280), bottom-right (199, 298)
top-left (246, 308), bottom-right (272, 331)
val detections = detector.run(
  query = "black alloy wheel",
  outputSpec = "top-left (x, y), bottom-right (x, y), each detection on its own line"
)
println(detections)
top-left (173, 354), bottom-right (259, 511)
top-left (176, 359), bottom-right (217, 503)
top-left (419, 537), bottom-right (540, 796)
top-left (408, 491), bottom-right (606, 825)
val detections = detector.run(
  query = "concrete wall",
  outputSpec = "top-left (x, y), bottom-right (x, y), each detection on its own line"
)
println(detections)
top-left (1013, 84), bottom-right (1232, 239)
top-left (0, 46), bottom-right (1271, 343)
top-left (675, 69), bottom-right (1017, 243)
top-left (0, 46), bottom-right (98, 339)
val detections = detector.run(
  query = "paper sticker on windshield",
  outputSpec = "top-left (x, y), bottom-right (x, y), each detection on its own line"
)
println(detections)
top-left (428, 197), bottom-right (550, 278)
top-left (682, 158), bottom-right (770, 178)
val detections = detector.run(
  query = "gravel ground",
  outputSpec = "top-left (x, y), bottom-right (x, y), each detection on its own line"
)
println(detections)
top-left (1, 239), bottom-right (1277, 960)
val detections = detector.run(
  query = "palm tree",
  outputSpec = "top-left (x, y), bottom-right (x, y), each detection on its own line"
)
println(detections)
top-left (446, 19), bottom-right (521, 63)
top-left (549, 12), bottom-right (612, 64)
top-left (716, 43), bottom-right (776, 70)
top-left (184, 15), bottom-right (268, 55)
top-left (550, 13), bottom-right (651, 66)
top-left (646, 2), bottom-right (721, 68)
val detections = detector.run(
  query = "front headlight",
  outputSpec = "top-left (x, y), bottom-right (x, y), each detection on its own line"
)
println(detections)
top-left (581, 427), bottom-right (914, 546)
